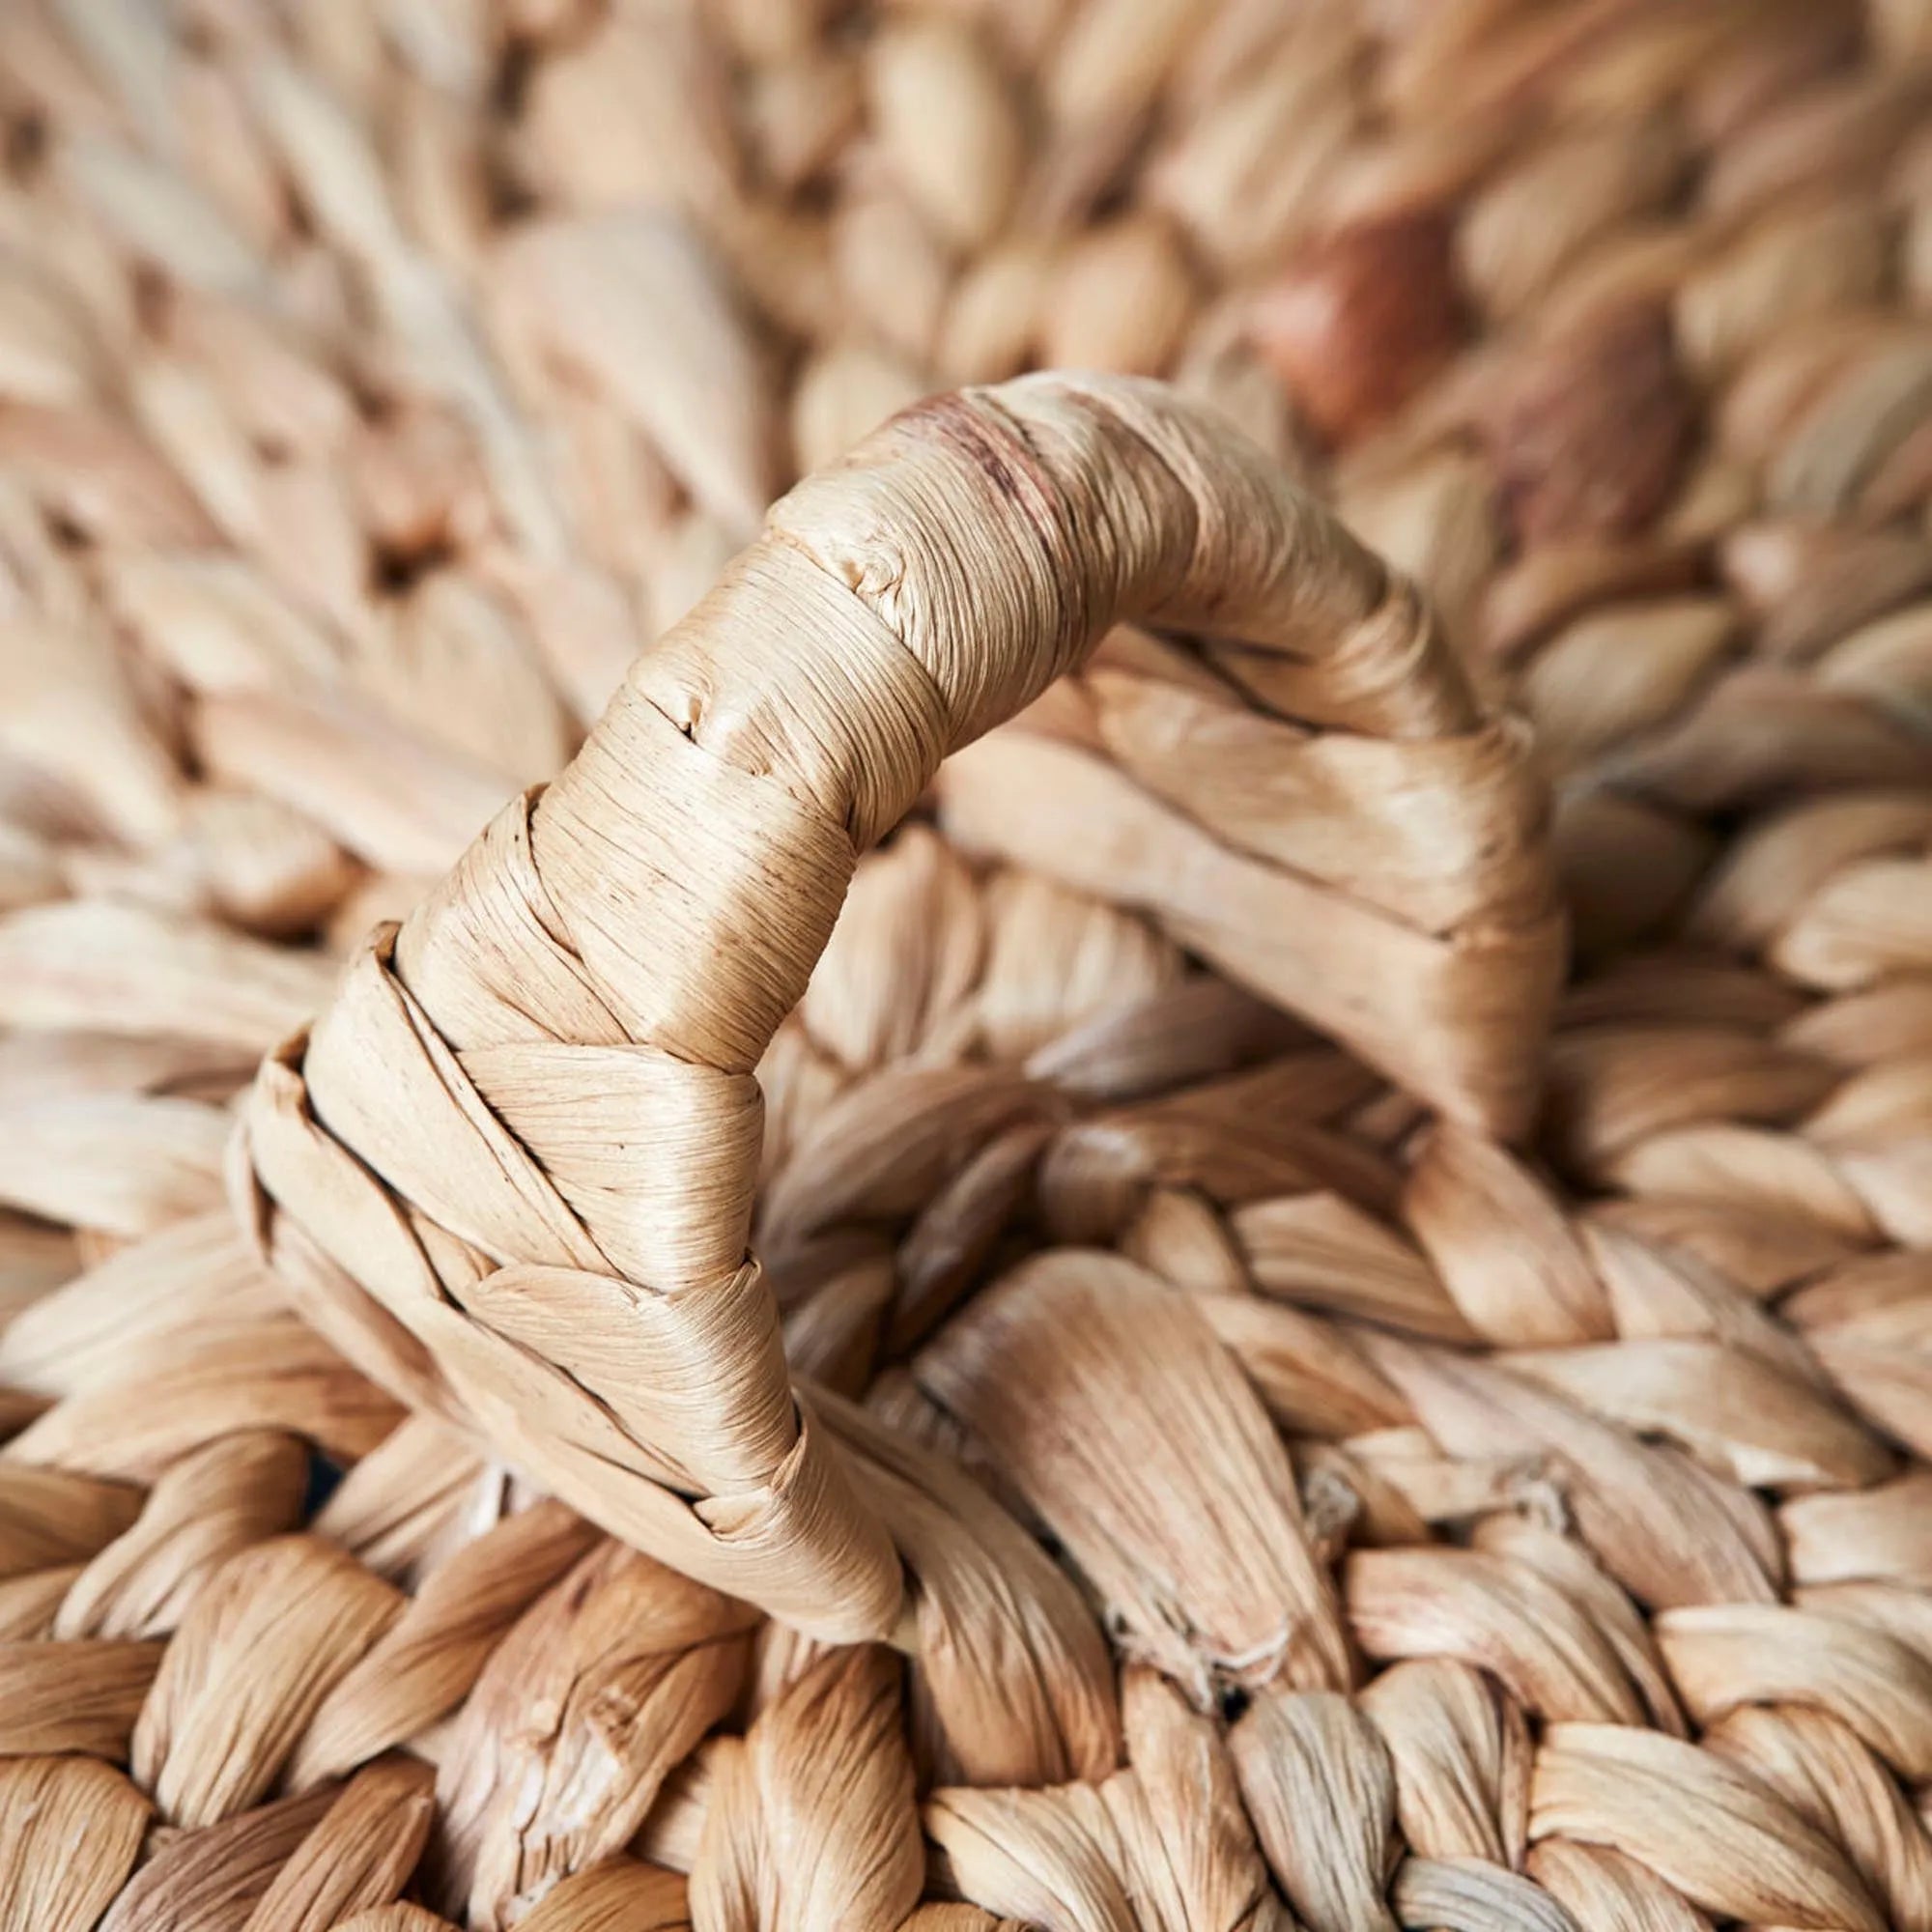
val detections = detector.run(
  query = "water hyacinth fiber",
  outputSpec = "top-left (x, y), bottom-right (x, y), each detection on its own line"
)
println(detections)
top-left (0, 2), bottom-right (1931, 1930)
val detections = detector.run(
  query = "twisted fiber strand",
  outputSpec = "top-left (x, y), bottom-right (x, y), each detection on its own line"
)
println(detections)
top-left (0, 0), bottom-right (1922, 1009)
top-left (818, 1), bottom-right (1932, 966)
top-left (0, 0), bottom-right (1928, 1926)
top-left (1296, 17), bottom-right (1932, 960)
top-left (440, 0), bottom-right (1932, 968)
top-left (4, 862), bottom-right (1932, 1925)
top-left (6, 748), bottom-right (1922, 1926)
top-left (684, 889), bottom-right (1932, 1932)
top-left (393, 0), bottom-right (1932, 983)
top-left (757, 851), bottom-right (1932, 1496)
top-left (693, 857), bottom-right (1932, 1929)
top-left (241, 372), bottom-right (1557, 1643)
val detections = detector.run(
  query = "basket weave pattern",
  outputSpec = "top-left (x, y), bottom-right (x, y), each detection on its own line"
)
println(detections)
top-left (0, 3), bottom-right (1930, 1931)
top-left (241, 371), bottom-right (1560, 1651)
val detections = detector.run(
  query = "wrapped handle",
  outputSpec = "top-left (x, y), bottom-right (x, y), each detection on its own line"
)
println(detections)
top-left (242, 374), bottom-right (1561, 1640)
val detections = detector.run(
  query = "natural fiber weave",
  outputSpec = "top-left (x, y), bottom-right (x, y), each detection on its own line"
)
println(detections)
top-left (0, 1), bottom-right (1931, 1930)
top-left (240, 369), bottom-right (1559, 1643)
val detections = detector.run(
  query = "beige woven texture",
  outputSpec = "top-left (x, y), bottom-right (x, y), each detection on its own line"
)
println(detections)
top-left (243, 367), bottom-right (1559, 1645)
top-left (1, 1), bottom-right (1931, 1930)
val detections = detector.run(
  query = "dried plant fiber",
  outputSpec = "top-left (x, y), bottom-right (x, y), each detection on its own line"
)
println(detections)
top-left (0, 1), bottom-right (1927, 1930)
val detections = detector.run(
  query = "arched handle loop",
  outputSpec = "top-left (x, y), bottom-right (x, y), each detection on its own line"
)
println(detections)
top-left (243, 374), bottom-right (1561, 1640)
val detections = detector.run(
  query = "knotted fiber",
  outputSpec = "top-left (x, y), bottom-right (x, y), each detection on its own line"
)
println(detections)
top-left (0, 3), bottom-right (1930, 1931)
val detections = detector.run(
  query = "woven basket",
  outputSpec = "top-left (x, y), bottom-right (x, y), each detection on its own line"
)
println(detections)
top-left (3, 2), bottom-right (1932, 1930)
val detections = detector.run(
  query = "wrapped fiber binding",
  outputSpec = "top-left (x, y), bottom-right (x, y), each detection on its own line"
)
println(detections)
top-left (0, 3), bottom-right (1930, 1931)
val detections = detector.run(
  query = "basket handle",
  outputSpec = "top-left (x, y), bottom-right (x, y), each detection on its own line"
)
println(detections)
top-left (242, 374), bottom-right (1560, 1641)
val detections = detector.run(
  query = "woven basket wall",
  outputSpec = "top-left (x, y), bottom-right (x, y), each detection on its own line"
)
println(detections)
top-left (3, 2), bottom-right (1932, 1929)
